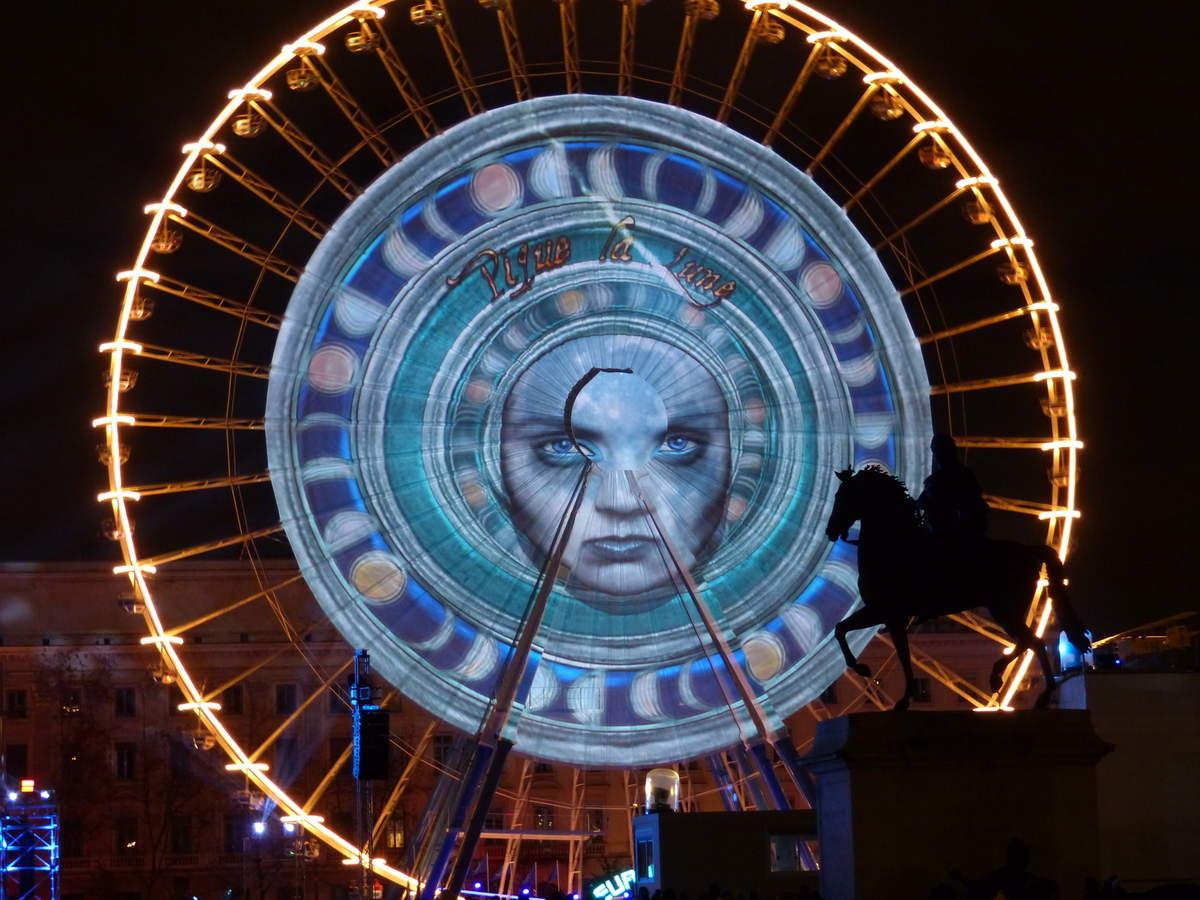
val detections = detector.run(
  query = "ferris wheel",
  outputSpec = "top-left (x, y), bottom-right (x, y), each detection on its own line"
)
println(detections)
top-left (95, 0), bottom-right (1081, 891)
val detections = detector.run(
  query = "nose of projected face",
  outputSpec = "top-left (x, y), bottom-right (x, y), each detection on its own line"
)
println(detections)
top-left (569, 371), bottom-right (667, 472)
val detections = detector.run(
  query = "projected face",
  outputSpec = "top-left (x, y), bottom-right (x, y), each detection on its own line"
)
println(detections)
top-left (501, 335), bottom-right (732, 601)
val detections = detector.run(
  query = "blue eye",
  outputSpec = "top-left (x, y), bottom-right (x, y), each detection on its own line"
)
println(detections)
top-left (537, 436), bottom-right (587, 464)
top-left (659, 434), bottom-right (697, 456)
top-left (549, 438), bottom-right (575, 454)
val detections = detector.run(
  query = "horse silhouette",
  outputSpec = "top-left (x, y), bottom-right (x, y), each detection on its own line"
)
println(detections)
top-left (825, 465), bottom-right (1089, 710)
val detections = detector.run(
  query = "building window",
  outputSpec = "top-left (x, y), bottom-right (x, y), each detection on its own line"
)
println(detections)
top-left (224, 814), bottom-right (246, 854)
top-left (484, 812), bottom-right (504, 831)
top-left (222, 684), bottom-right (244, 716)
top-left (61, 687), bottom-right (82, 716)
top-left (5, 744), bottom-right (28, 779)
top-left (169, 684), bottom-right (185, 714)
top-left (584, 809), bottom-right (605, 842)
top-left (534, 805), bottom-right (555, 830)
top-left (820, 682), bottom-right (839, 705)
top-left (60, 819), bottom-right (84, 858)
top-left (534, 762), bottom-right (553, 774)
top-left (61, 744), bottom-right (81, 777)
top-left (275, 684), bottom-right (298, 715)
top-left (768, 834), bottom-right (804, 872)
top-left (432, 734), bottom-right (453, 766)
top-left (5, 689), bottom-right (28, 719)
top-left (329, 735), bottom-right (350, 766)
top-left (116, 742), bottom-right (138, 780)
top-left (115, 686), bottom-right (137, 717)
top-left (385, 817), bottom-right (405, 850)
top-left (116, 816), bottom-right (139, 856)
top-left (913, 677), bottom-right (933, 703)
top-left (170, 815), bottom-right (193, 854)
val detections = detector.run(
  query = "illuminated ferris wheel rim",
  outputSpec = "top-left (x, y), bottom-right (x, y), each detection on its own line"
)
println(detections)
top-left (95, 0), bottom-right (1081, 887)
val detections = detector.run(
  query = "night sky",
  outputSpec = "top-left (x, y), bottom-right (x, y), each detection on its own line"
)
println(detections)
top-left (2, 1), bottom-right (1195, 637)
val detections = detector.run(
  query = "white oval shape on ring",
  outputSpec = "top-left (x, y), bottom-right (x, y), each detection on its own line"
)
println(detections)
top-left (307, 344), bottom-right (358, 394)
top-left (349, 551), bottom-right (408, 604)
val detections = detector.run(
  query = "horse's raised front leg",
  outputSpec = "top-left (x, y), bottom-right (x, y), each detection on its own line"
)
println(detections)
top-left (993, 621), bottom-right (1058, 708)
top-left (887, 621), bottom-right (915, 712)
top-left (835, 606), bottom-right (885, 679)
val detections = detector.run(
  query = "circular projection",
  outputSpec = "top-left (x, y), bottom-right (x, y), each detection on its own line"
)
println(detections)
top-left (269, 96), bottom-right (930, 765)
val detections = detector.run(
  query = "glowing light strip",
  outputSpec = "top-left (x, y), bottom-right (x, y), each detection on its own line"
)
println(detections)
top-left (283, 40), bottom-right (326, 56)
top-left (98, 489), bottom-right (141, 502)
top-left (139, 634), bottom-right (182, 646)
top-left (228, 87), bottom-right (273, 102)
top-left (1039, 439), bottom-right (1084, 451)
top-left (179, 701), bottom-right (223, 712)
top-left (93, 414), bottom-right (136, 428)
top-left (991, 236), bottom-right (1034, 250)
top-left (143, 201), bottom-right (188, 218)
top-left (348, 1), bottom-right (385, 18)
top-left (342, 856), bottom-right (387, 866)
top-left (99, 340), bottom-right (143, 354)
top-left (1033, 369), bottom-right (1077, 382)
top-left (913, 119), bottom-right (951, 134)
top-left (956, 175), bottom-right (999, 189)
top-left (226, 762), bottom-right (271, 772)
top-left (280, 814), bottom-right (325, 824)
top-left (115, 268), bottom-right (161, 284)
top-left (1037, 509), bottom-right (1081, 521)
top-left (182, 140), bottom-right (226, 154)
top-left (863, 70), bottom-right (902, 85)
top-left (806, 29), bottom-right (848, 43)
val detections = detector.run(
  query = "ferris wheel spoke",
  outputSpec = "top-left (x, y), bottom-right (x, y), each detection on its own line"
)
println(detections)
top-left (899, 242), bottom-right (1004, 297)
top-left (141, 274), bottom-right (282, 330)
top-left (302, 688), bottom-right (398, 816)
top-left (762, 32), bottom-right (834, 147)
top-left (482, 0), bottom-right (531, 102)
top-left (123, 471), bottom-right (273, 498)
top-left (918, 302), bottom-right (1057, 345)
top-left (717, 7), bottom-right (781, 124)
top-left (947, 611), bottom-right (1017, 651)
top-left (291, 44), bottom-right (396, 167)
top-left (137, 522), bottom-right (285, 570)
top-left (617, 0), bottom-right (640, 97)
top-left (844, 133), bottom-right (926, 213)
top-left (199, 147), bottom-right (329, 240)
top-left (983, 494), bottom-right (1080, 521)
top-left (241, 96), bottom-right (361, 200)
top-left (954, 435), bottom-right (1084, 452)
top-left (201, 644), bottom-right (297, 703)
top-left (930, 368), bottom-right (1075, 396)
top-left (882, 633), bottom-right (993, 707)
top-left (555, 0), bottom-right (581, 94)
top-left (163, 573), bottom-right (305, 638)
top-left (668, 0), bottom-right (715, 106)
top-left (411, 1), bottom-right (484, 116)
top-left (805, 83), bottom-right (879, 176)
top-left (110, 413), bottom-right (264, 429)
top-left (246, 657), bottom-right (355, 767)
top-left (162, 208), bottom-right (303, 282)
top-left (133, 342), bottom-right (270, 380)
top-left (362, 720), bottom-right (438, 847)
top-left (348, 7), bottom-right (438, 139)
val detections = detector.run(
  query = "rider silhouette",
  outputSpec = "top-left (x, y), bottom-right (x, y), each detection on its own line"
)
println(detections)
top-left (918, 434), bottom-right (988, 542)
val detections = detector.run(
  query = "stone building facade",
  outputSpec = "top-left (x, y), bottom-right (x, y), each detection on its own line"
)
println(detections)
top-left (0, 562), bottom-right (1016, 899)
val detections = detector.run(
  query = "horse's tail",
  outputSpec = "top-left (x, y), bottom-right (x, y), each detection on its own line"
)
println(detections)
top-left (1037, 546), bottom-right (1090, 653)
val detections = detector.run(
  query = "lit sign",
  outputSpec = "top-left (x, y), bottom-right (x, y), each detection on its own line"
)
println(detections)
top-left (592, 869), bottom-right (636, 899)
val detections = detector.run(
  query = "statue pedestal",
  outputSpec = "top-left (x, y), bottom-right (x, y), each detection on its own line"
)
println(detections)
top-left (805, 710), bottom-right (1111, 900)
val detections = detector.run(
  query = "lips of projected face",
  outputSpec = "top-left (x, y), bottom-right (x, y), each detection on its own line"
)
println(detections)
top-left (581, 535), bottom-right (657, 563)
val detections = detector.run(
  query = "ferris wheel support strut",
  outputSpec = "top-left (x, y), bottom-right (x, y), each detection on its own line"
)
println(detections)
top-left (428, 465), bottom-right (594, 900)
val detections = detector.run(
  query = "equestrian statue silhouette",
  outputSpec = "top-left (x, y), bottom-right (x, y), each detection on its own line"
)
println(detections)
top-left (825, 437), bottom-right (1089, 710)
